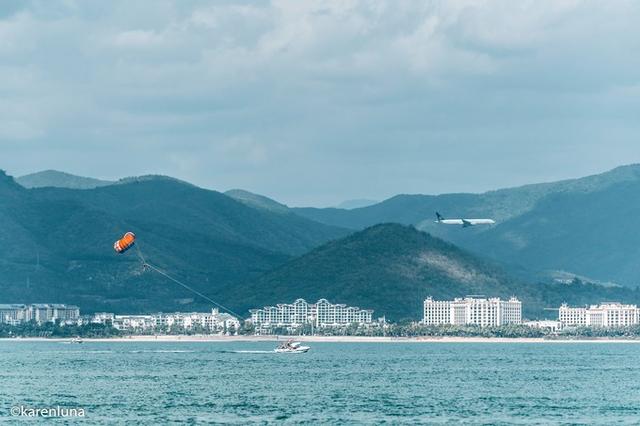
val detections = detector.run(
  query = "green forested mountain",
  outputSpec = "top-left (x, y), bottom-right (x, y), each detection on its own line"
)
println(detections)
top-left (5, 166), bottom-right (640, 320)
top-left (238, 223), bottom-right (518, 320)
top-left (224, 189), bottom-right (290, 214)
top-left (17, 170), bottom-right (115, 189)
top-left (0, 171), bottom-right (347, 314)
top-left (293, 164), bottom-right (640, 229)
top-left (461, 180), bottom-right (640, 286)
top-left (237, 224), bottom-right (640, 320)
top-left (288, 165), bottom-right (640, 285)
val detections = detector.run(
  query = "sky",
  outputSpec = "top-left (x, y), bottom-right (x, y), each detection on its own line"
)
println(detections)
top-left (1, 0), bottom-right (639, 206)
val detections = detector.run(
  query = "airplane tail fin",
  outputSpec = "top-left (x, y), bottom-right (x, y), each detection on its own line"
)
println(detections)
top-left (435, 212), bottom-right (444, 222)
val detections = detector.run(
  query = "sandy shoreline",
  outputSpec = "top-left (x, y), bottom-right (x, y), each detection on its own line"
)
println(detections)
top-left (2, 335), bottom-right (640, 343)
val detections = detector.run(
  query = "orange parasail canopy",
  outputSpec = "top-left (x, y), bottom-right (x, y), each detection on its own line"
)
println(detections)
top-left (114, 232), bottom-right (136, 254)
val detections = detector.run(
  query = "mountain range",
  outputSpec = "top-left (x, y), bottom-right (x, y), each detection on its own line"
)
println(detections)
top-left (4, 165), bottom-right (640, 319)
top-left (286, 165), bottom-right (640, 286)
top-left (238, 223), bottom-right (522, 320)
top-left (17, 170), bottom-right (114, 190)
top-left (236, 224), bottom-right (640, 320)
top-left (0, 171), bottom-right (346, 314)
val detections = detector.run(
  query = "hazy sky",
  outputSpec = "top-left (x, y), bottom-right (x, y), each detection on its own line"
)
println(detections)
top-left (1, 1), bottom-right (639, 206)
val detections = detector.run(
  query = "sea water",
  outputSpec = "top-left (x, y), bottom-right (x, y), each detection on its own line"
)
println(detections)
top-left (1, 341), bottom-right (640, 424)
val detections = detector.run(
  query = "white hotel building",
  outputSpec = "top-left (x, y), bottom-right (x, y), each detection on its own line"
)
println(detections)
top-left (154, 309), bottom-right (240, 332)
top-left (559, 302), bottom-right (639, 328)
top-left (0, 304), bottom-right (80, 325)
top-left (99, 309), bottom-right (240, 333)
top-left (249, 298), bottom-right (373, 331)
top-left (423, 296), bottom-right (522, 327)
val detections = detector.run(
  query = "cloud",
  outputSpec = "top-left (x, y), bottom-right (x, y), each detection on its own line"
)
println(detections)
top-left (112, 29), bottom-right (164, 48)
top-left (0, 0), bottom-right (639, 205)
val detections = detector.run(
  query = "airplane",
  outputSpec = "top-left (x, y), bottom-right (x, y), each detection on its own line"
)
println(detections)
top-left (435, 212), bottom-right (495, 227)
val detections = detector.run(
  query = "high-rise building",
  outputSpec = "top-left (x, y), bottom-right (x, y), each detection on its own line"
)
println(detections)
top-left (0, 304), bottom-right (80, 325)
top-left (558, 305), bottom-right (587, 327)
top-left (423, 296), bottom-right (522, 327)
top-left (0, 304), bottom-right (29, 325)
top-left (559, 302), bottom-right (639, 328)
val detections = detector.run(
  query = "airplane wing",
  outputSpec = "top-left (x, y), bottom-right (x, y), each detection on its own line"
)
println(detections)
top-left (467, 219), bottom-right (496, 225)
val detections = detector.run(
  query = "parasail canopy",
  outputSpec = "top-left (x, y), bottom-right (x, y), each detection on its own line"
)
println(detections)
top-left (114, 231), bottom-right (136, 254)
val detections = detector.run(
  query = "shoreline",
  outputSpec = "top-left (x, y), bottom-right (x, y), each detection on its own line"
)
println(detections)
top-left (2, 335), bottom-right (640, 343)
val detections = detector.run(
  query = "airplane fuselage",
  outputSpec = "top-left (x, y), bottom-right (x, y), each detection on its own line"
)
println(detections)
top-left (435, 218), bottom-right (496, 227)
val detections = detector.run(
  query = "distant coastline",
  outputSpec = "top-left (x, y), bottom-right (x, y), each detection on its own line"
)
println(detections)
top-left (3, 335), bottom-right (640, 343)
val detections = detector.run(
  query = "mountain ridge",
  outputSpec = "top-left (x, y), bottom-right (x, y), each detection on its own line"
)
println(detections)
top-left (236, 223), bottom-right (640, 320)
top-left (293, 164), bottom-right (640, 228)
top-left (7, 164), bottom-right (640, 317)
top-left (287, 164), bottom-right (640, 285)
top-left (17, 170), bottom-right (115, 190)
top-left (0, 171), bottom-right (348, 314)
top-left (224, 189), bottom-right (290, 214)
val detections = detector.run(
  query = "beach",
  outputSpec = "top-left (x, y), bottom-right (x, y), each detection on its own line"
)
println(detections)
top-left (3, 335), bottom-right (640, 343)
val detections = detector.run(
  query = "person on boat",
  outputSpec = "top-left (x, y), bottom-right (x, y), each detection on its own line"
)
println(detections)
top-left (278, 339), bottom-right (294, 350)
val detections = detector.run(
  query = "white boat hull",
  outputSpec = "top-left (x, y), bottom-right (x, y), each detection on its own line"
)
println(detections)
top-left (274, 346), bottom-right (310, 354)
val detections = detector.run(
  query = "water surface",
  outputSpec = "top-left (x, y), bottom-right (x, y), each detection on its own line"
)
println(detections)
top-left (1, 341), bottom-right (639, 424)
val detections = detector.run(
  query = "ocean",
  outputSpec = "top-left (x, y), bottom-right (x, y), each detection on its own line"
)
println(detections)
top-left (1, 341), bottom-right (639, 424)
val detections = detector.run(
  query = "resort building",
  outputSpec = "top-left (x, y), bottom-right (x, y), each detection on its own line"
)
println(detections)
top-left (154, 309), bottom-right (240, 333)
top-left (423, 296), bottom-right (522, 327)
top-left (249, 298), bottom-right (374, 332)
top-left (559, 302), bottom-right (639, 328)
top-left (0, 304), bottom-right (80, 325)
top-left (558, 305), bottom-right (587, 327)
top-left (112, 315), bottom-right (156, 331)
top-left (523, 320), bottom-right (562, 332)
top-left (109, 309), bottom-right (240, 334)
top-left (91, 312), bottom-right (116, 325)
top-left (0, 303), bottom-right (239, 334)
top-left (0, 304), bottom-right (29, 326)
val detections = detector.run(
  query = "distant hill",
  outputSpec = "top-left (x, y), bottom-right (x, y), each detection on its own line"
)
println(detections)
top-left (225, 189), bottom-right (290, 214)
top-left (294, 165), bottom-right (640, 228)
top-left (7, 166), bottom-right (640, 319)
top-left (236, 224), bottom-right (640, 320)
top-left (291, 165), bottom-right (640, 286)
top-left (335, 199), bottom-right (379, 210)
top-left (462, 180), bottom-right (640, 286)
top-left (0, 171), bottom-right (347, 314)
top-left (17, 170), bottom-right (114, 189)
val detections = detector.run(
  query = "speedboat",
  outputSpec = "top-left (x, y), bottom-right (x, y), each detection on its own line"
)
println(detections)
top-left (274, 340), bottom-right (310, 353)
top-left (70, 337), bottom-right (84, 344)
